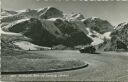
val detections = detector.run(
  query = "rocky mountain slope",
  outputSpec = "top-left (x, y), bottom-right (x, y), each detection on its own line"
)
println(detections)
top-left (1, 7), bottom-right (116, 50)
top-left (111, 22), bottom-right (128, 50)
top-left (98, 22), bottom-right (128, 51)
top-left (82, 17), bottom-right (113, 34)
top-left (112, 22), bottom-right (128, 45)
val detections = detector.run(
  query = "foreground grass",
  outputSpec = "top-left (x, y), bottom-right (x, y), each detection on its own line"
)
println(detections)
top-left (1, 49), bottom-right (86, 73)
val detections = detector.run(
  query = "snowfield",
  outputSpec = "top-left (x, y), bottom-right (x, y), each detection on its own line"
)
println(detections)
top-left (0, 28), bottom-right (51, 50)
top-left (86, 28), bottom-right (111, 45)
top-left (0, 28), bottom-right (22, 36)
top-left (86, 28), bottom-right (104, 45)
top-left (103, 32), bottom-right (111, 39)
top-left (14, 41), bottom-right (51, 50)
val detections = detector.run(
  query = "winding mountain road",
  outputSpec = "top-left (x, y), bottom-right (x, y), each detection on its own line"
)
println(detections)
top-left (1, 50), bottom-right (128, 81)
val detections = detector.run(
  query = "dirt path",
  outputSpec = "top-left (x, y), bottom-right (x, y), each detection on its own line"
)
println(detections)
top-left (1, 50), bottom-right (128, 81)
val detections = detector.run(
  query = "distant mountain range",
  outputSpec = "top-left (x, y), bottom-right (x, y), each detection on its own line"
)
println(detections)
top-left (1, 7), bottom-right (127, 51)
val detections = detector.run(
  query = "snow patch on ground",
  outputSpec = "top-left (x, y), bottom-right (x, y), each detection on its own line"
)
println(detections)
top-left (16, 18), bottom-right (29, 24)
top-left (48, 18), bottom-right (61, 21)
top-left (90, 17), bottom-right (99, 20)
top-left (103, 32), bottom-right (111, 39)
top-left (0, 28), bottom-right (22, 36)
top-left (91, 38), bottom-right (104, 46)
top-left (86, 28), bottom-right (111, 45)
top-left (86, 28), bottom-right (104, 45)
top-left (17, 9), bottom-right (27, 13)
top-left (14, 41), bottom-right (51, 50)
top-left (37, 8), bottom-right (45, 12)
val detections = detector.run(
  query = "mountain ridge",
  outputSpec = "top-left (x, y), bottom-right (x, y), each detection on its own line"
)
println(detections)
top-left (2, 7), bottom-right (125, 51)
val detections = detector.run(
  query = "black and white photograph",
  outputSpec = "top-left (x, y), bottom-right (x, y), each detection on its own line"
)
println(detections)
top-left (0, 0), bottom-right (128, 81)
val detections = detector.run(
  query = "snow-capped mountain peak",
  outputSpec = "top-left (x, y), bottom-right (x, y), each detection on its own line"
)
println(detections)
top-left (90, 17), bottom-right (99, 20)
top-left (114, 22), bottom-right (128, 30)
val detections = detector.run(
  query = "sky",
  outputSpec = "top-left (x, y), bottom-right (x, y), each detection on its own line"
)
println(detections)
top-left (1, 0), bottom-right (128, 26)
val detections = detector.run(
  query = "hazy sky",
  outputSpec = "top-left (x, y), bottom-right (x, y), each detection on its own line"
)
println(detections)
top-left (1, 0), bottom-right (128, 26)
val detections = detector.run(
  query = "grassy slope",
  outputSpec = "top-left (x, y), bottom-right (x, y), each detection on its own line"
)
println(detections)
top-left (1, 34), bottom-right (86, 72)
top-left (2, 50), bottom-right (85, 72)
